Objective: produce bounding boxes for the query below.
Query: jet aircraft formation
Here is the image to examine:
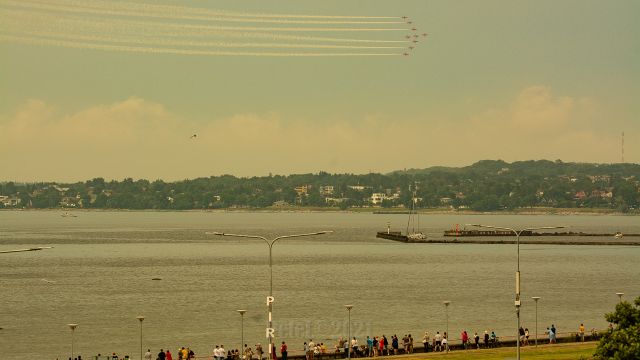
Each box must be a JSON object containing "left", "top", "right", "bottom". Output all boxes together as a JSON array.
[{"left": 0, "top": 0, "right": 427, "bottom": 57}]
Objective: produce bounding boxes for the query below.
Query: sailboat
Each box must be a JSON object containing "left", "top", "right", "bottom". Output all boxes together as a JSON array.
[
  {"left": 406, "top": 185, "right": 427, "bottom": 240},
  {"left": 376, "top": 183, "right": 427, "bottom": 242}
]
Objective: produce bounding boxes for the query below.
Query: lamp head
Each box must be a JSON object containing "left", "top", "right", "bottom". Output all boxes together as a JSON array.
[
  {"left": 68, "top": 323, "right": 78, "bottom": 330},
  {"left": 136, "top": 316, "right": 145, "bottom": 322},
  {"left": 237, "top": 309, "right": 247, "bottom": 315},
  {"left": 344, "top": 305, "right": 353, "bottom": 310}
]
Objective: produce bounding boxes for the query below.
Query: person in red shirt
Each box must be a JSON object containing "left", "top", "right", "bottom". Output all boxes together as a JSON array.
[
  {"left": 280, "top": 342, "right": 287, "bottom": 360},
  {"left": 461, "top": 330, "right": 469, "bottom": 349}
]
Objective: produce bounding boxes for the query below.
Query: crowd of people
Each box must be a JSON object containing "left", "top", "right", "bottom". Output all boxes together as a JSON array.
[{"left": 85, "top": 321, "right": 607, "bottom": 360}]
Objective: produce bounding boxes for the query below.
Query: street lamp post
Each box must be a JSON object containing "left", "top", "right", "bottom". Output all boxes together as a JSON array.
[
  {"left": 207, "top": 231, "right": 332, "bottom": 360},
  {"left": 616, "top": 292, "right": 624, "bottom": 303},
  {"left": 136, "top": 316, "right": 145, "bottom": 360},
  {"left": 345, "top": 305, "right": 353, "bottom": 360},
  {"left": 466, "top": 224, "right": 564, "bottom": 360},
  {"left": 237, "top": 310, "right": 247, "bottom": 351},
  {"left": 68, "top": 323, "right": 78, "bottom": 360},
  {"left": 443, "top": 301, "right": 450, "bottom": 352},
  {"left": 532, "top": 297, "right": 540, "bottom": 348}
]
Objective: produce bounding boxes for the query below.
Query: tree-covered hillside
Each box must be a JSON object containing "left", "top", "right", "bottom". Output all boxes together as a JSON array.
[{"left": 1, "top": 160, "right": 639, "bottom": 211}]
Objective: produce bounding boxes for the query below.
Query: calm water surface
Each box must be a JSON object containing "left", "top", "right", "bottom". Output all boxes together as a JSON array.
[{"left": 0, "top": 211, "right": 638, "bottom": 359}]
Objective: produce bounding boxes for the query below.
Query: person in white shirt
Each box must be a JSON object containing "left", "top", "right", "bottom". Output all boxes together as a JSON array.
[
  {"left": 434, "top": 332, "right": 442, "bottom": 352},
  {"left": 351, "top": 337, "right": 358, "bottom": 357},
  {"left": 144, "top": 350, "right": 152, "bottom": 360},
  {"left": 308, "top": 340, "right": 315, "bottom": 360}
]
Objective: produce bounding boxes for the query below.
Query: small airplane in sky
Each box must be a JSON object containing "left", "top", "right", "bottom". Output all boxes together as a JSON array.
[{"left": 190, "top": 134, "right": 197, "bottom": 139}]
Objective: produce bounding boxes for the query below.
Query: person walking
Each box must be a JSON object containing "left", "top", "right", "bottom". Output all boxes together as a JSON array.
[
  {"left": 474, "top": 332, "right": 480, "bottom": 349},
  {"left": 166, "top": 350, "right": 173, "bottom": 360},
  {"left": 373, "top": 337, "right": 379, "bottom": 357},
  {"left": 483, "top": 331, "right": 489, "bottom": 349},
  {"left": 382, "top": 335, "right": 389, "bottom": 356},
  {"left": 579, "top": 323, "right": 585, "bottom": 342},
  {"left": 422, "top": 332, "right": 430, "bottom": 353},
  {"left": 391, "top": 335, "right": 398, "bottom": 355},
  {"left": 461, "top": 330, "right": 468, "bottom": 350},
  {"left": 144, "top": 350, "right": 152, "bottom": 360}
]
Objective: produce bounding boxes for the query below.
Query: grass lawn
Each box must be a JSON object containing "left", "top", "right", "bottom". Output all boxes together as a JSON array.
[{"left": 377, "top": 342, "right": 597, "bottom": 360}]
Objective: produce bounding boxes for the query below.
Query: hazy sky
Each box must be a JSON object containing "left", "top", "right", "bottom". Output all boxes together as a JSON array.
[{"left": 1, "top": 0, "right": 638, "bottom": 182}]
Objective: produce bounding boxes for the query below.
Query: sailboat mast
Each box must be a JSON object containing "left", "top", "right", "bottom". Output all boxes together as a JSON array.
[{"left": 406, "top": 183, "right": 412, "bottom": 235}]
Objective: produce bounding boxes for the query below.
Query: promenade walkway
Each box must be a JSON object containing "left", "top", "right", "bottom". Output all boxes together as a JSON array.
[{"left": 116, "top": 332, "right": 598, "bottom": 360}]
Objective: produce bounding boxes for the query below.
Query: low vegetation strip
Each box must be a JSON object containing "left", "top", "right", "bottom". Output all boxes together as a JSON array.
[{"left": 394, "top": 342, "right": 597, "bottom": 360}]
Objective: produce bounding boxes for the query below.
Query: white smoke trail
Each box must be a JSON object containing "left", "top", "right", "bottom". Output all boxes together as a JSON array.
[
  {"left": 2, "top": 8, "right": 413, "bottom": 44},
  {"left": 1, "top": 26, "right": 406, "bottom": 50},
  {"left": 3, "top": 0, "right": 406, "bottom": 26},
  {"left": 0, "top": 34, "right": 402, "bottom": 57},
  {"left": 24, "top": 0, "right": 401, "bottom": 20}
]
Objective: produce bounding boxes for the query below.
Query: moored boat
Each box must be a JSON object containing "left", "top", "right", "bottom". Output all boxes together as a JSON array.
[{"left": 376, "top": 182, "right": 427, "bottom": 242}]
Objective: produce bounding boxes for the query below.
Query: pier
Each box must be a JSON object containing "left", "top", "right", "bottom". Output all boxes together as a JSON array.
[{"left": 392, "top": 238, "right": 640, "bottom": 246}]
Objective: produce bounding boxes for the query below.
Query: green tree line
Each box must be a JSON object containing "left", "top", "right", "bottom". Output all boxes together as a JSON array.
[{"left": 1, "top": 160, "right": 639, "bottom": 211}]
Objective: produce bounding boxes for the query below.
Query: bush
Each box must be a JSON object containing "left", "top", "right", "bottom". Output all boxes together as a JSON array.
[{"left": 594, "top": 296, "right": 640, "bottom": 359}]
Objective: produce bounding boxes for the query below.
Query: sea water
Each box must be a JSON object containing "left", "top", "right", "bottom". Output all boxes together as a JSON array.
[{"left": 0, "top": 211, "right": 638, "bottom": 359}]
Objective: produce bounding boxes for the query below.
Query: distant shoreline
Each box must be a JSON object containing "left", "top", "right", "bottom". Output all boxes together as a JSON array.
[{"left": 1, "top": 207, "right": 638, "bottom": 216}]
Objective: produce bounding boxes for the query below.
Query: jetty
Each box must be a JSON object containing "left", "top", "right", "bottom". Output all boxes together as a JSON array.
[
  {"left": 401, "top": 238, "right": 640, "bottom": 246},
  {"left": 443, "top": 226, "right": 639, "bottom": 238}
]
